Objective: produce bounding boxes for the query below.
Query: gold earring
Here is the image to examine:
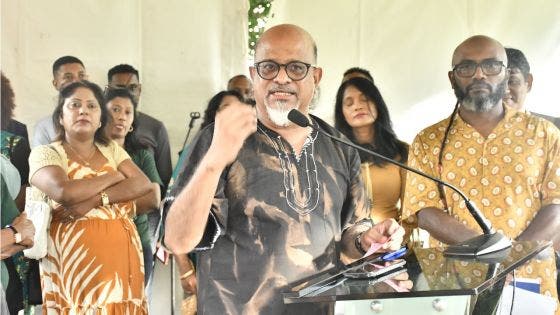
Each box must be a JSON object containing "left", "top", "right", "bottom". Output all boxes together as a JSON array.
[{"left": 129, "top": 126, "right": 134, "bottom": 132}]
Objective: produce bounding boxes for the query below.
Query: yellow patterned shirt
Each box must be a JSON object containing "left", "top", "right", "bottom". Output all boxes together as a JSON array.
[{"left": 402, "top": 106, "right": 560, "bottom": 300}]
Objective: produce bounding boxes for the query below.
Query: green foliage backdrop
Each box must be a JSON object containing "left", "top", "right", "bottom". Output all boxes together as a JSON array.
[{"left": 248, "top": 0, "right": 273, "bottom": 56}]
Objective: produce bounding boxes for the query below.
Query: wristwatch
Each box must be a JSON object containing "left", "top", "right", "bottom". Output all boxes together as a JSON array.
[
  {"left": 355, "top": 232, "right": 367, "bottom": 255},
  {"left": 5, "top": 225, "right": 22, "bottom": 244},
  {"left": 101, "top": 191, "right": 110, "bottom": 206}
]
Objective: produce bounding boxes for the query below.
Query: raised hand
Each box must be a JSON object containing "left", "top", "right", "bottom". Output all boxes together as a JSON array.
[{"left": 207, "top": 100, "right": 257, "bottom": 169}]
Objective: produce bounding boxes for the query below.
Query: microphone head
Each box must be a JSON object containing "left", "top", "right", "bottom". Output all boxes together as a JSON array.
[{"left": 288, "top": 109, "right": 310, "bottom": 127}]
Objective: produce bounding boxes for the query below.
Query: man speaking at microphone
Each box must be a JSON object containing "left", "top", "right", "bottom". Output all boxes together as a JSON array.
[
  {"left": 164, "top": 24, "right": 404, "bottom": 314},
  {"left": 402, "top": 35, "right": 560, "bottom": 306}
]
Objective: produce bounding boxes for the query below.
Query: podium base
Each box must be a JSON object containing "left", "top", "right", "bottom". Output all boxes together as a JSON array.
[{"left": 444, "top": 233, "right": 512, "bottom": 258}]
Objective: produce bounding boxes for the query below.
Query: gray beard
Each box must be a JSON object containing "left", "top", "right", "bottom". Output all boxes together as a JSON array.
[
  {"left": 264, "top": 100, "right": 296, "bottom": 127},
  {"left": 454, "top": 78, "right": 507, "bottom": 112},
  {"left": 461, "top": 96, "right": 495, "bottom": 112}
]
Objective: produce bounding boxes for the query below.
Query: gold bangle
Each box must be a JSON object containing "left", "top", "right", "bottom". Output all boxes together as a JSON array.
[{"left": 179, "top": 269, "right": 194, "bottom": 280}]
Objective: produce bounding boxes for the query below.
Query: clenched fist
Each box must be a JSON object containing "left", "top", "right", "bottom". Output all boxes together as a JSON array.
[{"left": 206, "top": 100, "right": 257, "bottom": 168}]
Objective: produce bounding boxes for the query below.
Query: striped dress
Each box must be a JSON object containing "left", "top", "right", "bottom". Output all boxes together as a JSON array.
[{"left": 29, "top": 141, "right": 147, "bottom": 314}]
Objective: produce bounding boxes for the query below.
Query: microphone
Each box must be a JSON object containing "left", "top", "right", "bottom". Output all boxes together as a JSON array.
[
  {"left": 288, "top": 109, "right": 511, "bottom": 258},
  {"left": 188, "top": 111, "right": 201, "bottom": 129},
  {"left": 180, "top": 112, "right": 202, "bottom": 156}
]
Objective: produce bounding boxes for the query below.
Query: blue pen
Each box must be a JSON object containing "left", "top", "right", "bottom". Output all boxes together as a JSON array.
[{"left": 381, "top": 247, "right": 407, "bottom": 261}]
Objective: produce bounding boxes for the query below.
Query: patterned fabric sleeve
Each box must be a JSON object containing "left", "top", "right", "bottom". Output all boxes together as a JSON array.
[
  {"left": 402, "top": 132, "right": 446, "bottom": 226},
  {"left": 162, "top": 125, "right": 229, "bottom": 251},
  {"left": 312, "top": 116, "right": 371, "bottom": 230},
  {"left": 134, "top": 149, "right": 163, "bottom": 186},
  {"left": 28, "top": 144, "right": 65, "bottom": 182},
  {"left": 326, "top": 124, "right": 372, "bottom": 258},
  {"left": 541, "top": 123, "right": 560, "bottom": 205},
  {"left": 343, "top": 146, "right": 370, "bottom": 228}
]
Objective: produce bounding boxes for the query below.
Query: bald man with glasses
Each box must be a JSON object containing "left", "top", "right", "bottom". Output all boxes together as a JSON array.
[
  {"left": 402, "top": 35, "right": 560, "bottom": 311},
  {"left": 164, "top": 24, "right": 405, "bottom": 315}
]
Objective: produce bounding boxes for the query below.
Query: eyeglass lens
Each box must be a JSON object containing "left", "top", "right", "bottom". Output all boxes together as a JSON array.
[
  {"left": 256, "top": 61, "right": 311, "bottom": 81},
  {"left": 454, "top": 60, "right": 503, "bottom": 77}
]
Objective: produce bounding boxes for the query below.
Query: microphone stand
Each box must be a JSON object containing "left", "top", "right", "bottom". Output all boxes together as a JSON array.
[
  {"left": 170, "top": 111, "right": 200, "bottom": 314},
  {"left": 179, "top": 112, "right": 201, "bottom": 156},
  {"left": 287, "top": 109, "right": 511, "bottom": 258}
]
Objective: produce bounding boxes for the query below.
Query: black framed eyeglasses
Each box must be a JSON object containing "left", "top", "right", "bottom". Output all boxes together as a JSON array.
[
  {"left": 453, "top": 59, "right": 505, "bottom": 77},
  {"left": 254, "top": 60, "right": 315, "bottom": 81}
]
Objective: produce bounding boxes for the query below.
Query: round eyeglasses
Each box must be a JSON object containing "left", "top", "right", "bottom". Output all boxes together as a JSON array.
[
  {"left": 254, "top": 60, "right": 315, "bottom": 81},
  {"left": 453, "top": 60, "right": 505, "bottom": 78}
]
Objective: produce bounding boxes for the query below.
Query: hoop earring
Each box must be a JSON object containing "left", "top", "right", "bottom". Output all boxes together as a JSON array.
[{"left": 129, "top": 126, "right": 134, "bottom": 132}]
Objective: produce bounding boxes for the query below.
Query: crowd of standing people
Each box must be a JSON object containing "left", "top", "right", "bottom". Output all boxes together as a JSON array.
[{"left": 1, "top": 22, "right": 559, "bottom": 315}]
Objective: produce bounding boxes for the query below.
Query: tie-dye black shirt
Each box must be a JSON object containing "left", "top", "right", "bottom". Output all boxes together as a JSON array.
[{"left": 167, "top": 115, "right": 370, "bottom": 314}]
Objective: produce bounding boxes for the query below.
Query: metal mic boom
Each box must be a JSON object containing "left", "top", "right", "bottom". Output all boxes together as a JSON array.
[{"left": 287, "top": 109, "right": 511, "bottom": 257}]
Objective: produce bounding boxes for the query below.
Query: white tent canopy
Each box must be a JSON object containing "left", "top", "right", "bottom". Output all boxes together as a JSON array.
[{"left": 2, "top": 0, "right": 559, "bottom": 164}]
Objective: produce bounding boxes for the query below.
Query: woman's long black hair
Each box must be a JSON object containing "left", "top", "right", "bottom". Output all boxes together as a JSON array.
[
  {"left": 200, "top": 90, "right": 244, "bottom": 129},
  {"left": 334, "top": 77, "right": 408, "bottom": 165}
]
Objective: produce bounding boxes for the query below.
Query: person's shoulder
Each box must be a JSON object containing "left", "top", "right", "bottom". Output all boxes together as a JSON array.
[
  {"left": 529, "top": 111, "right": 560, "bottom": 129},
  {"left": 7, "top": 119, "right": 27, "bottom": 136},
  {"left": 98, "top": 140, "right": 131, "bottom": 163},
  {"left": 506, "top": 111, "right": 560, "bottom": 148},
  {"left": 530, "top": 111, "right": 554, "bottom": 120},
  {"left": 137, "top": 111, "right": 163, "bottom": 126},
  {"left": 34, "top": 115, "right": 52, "bottom": 127},
  {"left": 520, "top": 111, "right": 559, "bottom": 134},
  {"left": 9, "top": 119, "right": 26, "bottom": 128},
  {"left": 102, "top": 139, "right": 125, "bottom": 151},
  {"left": 136, "top": 147, "right": 152, "bottom": 154},
  {"left": 134, "top": 147, "right": 154, "bottom": 160},
  {"left": 414, "top": 117, "right": 450, "bottom": 140},
  {"left": 97, "top": 139, "right": 120, "bottom": 155},
  {"left": 31, "top": 141, "right": 61, "bottom": 153},
  {"left": 29, "top": 141, "right": 64, "bottom": 164}
]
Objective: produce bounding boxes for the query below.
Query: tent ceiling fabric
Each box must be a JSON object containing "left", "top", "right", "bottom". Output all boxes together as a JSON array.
[
  {"left": 1, "top": 0, "right": 249, "bottom": 163},
  {"left": 269, "top": 0, "right": 560, "bottom": 141},
  {"left": 1, "top": 0, "right": 558, "bottom": 163}
]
